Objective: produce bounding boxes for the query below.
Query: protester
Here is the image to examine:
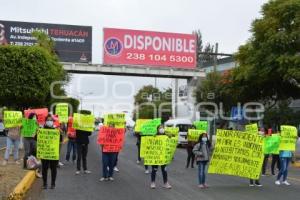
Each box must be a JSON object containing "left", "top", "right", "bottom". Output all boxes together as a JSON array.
[
  {"left": 135, "top": 130, "right": 149, "bottom": 174},
  {"left": 57, "top": 122, "right": 66, "bottom": 167},
  {"left": 99, "top": 123, "right": 120, "bottom": 181},
  {"left": 275, "top": 150, "right": 293, "bottom": 186},
  {"left": 193, "top": 133, "right": 211, "bottom": 189},
  {"left": 75, "top": 121, "right": 92, "bottom": 175},
  {"left": 65, "top": 117, "right": 77, "bottom": 164},
  {"left": 186, "top": 125, "right": 196, "bottom": 168},
  {"left": 2, "top": 125, "right": 21, "bottom": 165},
  {"left": 40, "top": 114, "right": 61, "bottom": 189},
  {"left": 150, "top": 125, "right": 172, "bottom": 189},
  {"left": 22, "top": 113, "right": 38, "bottom": 168}
]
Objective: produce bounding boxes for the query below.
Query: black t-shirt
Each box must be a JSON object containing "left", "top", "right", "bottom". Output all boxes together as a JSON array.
[{"left": 75, "top": 130, "right": 92, "bottom": 144}]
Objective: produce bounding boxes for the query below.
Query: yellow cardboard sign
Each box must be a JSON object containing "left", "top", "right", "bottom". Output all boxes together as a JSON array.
[
  {"left": 279, "top": 125, "right": 298, "bottom": 151},
  {"left": 165, "top": 127, "right": 179, "bottom": 137},
  {"left": 104, "top": 113, "right": 126, "bottom": 128},
  {"left": 140, "top": 136, "right": 167, "bottom": 165},
  {"left": 245, "top": 123, "right": 258, "bottom": 134},
  {"left": 73, "top": 113, "right": 95, "bottom": 132},
  {"left": 37, "top": 129, "right": 60, "bottom": 160},
  {"left": 134, "top": 119, "right": 150, "bottom": 132},
  {"left": 55, "top": 103, "right": 69, "bottom": 123},
  {"left": 187, "top": 129, "right": 204, "bottom": 142},
  {"left": 208, "top": 129, "right": 264, "bottom": 180},
  {"left": 4, "top": 111, "right": 22, "bottom": 128}
]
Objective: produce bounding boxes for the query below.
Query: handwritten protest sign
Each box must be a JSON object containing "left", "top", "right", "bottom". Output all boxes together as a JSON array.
[
  {"left": 4, "top": 111, "right": 22, "bottom": 128},
  {"left": 134, "top": 119, "right": 150, "bottom": 132},
  {"left": 140, "top": 135, "right": 177, "bottom": 165},
  {"left": 188, "top": 129, "right": 204, "bottom": 142},
  {"left": 37, "top": 129, "right": 60, "bottom": 160},
  {"left": 24, "top": 108, "right": 48, "bottom": 126},
  {"left": 264, "top": 134, "right": 281, "bottom": 154},
  {"left": 193, "top": 121, "right": 208, "bottom": 131},
  {"left": 279, "top": 125, "right": 298, "bottom": 151},
  {"left": 165, "top": 127, "right": 179, "bottom": 137},
  {"left": 55, "top": 103, "right": 69, "bottom": 123},
  {"left": 104, "top": 113, "right": 126, "bottom": 128},
  {"left": 140, "top": 118, "right": 161, "bottom": 135},
  {"left": 73, "top": 113, "right": 95, "bottom": 132},
  {"left": 21, "top": 118, "right": 38, "bottom": 137},
  {"left": 67, "top": 117, "right": 76, "bottom": 138},
  {"left": 208, "top": 129, "right": 264, "bottom": 179},
  {"left": 98, "top": 126, "right": 125, "bottom": 153},
  {"left": 245, "top": 123, "right": 258, "bottom": 133}
]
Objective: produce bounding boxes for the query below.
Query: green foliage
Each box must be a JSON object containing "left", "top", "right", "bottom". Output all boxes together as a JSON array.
[
  {"left": 232, "top": 0, "right": 300, "bottom": 104},
  {"left": 133, "top": 85, "right": 172, "bottom": 123},
  {"left": 0, "top": 45, "right": 66, "bottom": 109},
  {"left": 193, "top": 30, "right": 215, "bottom": 66}
]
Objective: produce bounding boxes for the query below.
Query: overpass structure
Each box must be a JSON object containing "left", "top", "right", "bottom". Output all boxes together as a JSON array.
[{"left": 62, "top": 62, "right": 206, "bottom": 119}]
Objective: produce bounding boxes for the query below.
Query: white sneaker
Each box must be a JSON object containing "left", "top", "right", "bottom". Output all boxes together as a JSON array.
[
  {"left": 75, "top": 171, "right": 80, "bottom": 175},
  {"left": 145, "top": 170, "right": 150, "bottom": 174},
  {"left": 108, "top": 177, "right": 114, "bottom": 181},
  {"left": 136, "top": 160, "right": 140, "bottom": 164},
  {"left": 150, "top": 182, "right": 156, "bottom": 189},
  {"left": 2, "top": 160, "right": 7, "bottom": 166},
  {"left": 114, "top": 167, "right": 119, "bottom": 172},
  {"left": 15, "top": 160, "right": 21, "bottom": 165},
  {"left": 282, "top": 181, "right": 291, "bottom": 186},
  {"left": 275, "top": 180, "right": 281, "bottom": 185},
  {"left": 163, "top": 182, "right": 172, "bottom": 189},
  {"left": 84, "top": 170, "right": 91, "bottom": 174},
  {"left": 99, "top": 177, "right": 108, "bottom": 182}
]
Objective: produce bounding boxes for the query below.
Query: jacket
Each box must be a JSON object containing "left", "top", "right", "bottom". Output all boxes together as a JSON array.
[
  {"left": 193, "top": 142, "right": 210, "bottom": 162},
  {"left": 76, "top": 130, "right": 92, "bottom": 144}
]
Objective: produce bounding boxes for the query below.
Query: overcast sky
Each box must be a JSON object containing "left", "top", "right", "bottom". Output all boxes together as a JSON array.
[{"left": 1, "top": 0, "right": 268, "bottom": 116}]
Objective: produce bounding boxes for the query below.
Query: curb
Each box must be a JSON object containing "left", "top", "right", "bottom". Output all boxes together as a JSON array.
[{"left": 7, "top": 171, "right": 36, "bottom": 200}]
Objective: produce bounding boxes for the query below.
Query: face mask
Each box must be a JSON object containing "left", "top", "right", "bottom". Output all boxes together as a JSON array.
[
  {"left": 46, "top": 121, "right": 54, "bottom": 127},
  {"left": 33, "top": 117, "right": 37, "bottom": 121},
  {"left": 202, "top": 137, "right": 208, "bottom": 142},
  {"left": 159, "top": 128, "right": 165, "bottom": 134}
]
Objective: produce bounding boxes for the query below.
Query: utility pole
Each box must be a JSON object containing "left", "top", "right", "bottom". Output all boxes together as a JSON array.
[{"left": 213, "top": 42, "right": 219, "bottom": 72}]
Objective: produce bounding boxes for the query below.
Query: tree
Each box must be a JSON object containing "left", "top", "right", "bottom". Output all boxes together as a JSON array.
[
  {"left": 133, "top": 85, "right": 172, "bottom": 123},
  {"left": 230, "top": 0, "right": 300, "bottom": 107},
  {"left": 193, "top": 30, "right": 215, "bottom": 67}
]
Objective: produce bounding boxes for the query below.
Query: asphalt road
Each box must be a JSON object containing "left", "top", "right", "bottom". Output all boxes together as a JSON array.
[{"left": 26, "top": 132, "right": 300, "bottom": 200}]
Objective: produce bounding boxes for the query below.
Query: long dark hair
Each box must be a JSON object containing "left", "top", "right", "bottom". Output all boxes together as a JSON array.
[
  {"left": 28, "top": 112, "right": 37, "bottom": 119},
  {"left": 197, "top": 133, "right": 211, "bottom": 148}
]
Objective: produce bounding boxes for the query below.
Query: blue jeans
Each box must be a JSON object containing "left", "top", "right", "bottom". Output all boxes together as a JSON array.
[
  {"left": 277, "top": 157, "right": 291, "bottom": 181},
  {"left": 4, "top": 137, "right": 20, "bottom": 160},
  {"left": 66, "top": 140, "right": 77, "bottom": 161},
  {"left": 102, "top": 152, "right": 118, "bottom": 178},
  {"left": 198, "top": 161, "right": 208, "bottom": 185}
]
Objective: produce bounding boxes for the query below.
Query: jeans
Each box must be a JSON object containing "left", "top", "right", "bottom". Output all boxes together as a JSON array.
[
  {"left": 198, "top": 161, "right": 208, "bottom": 185},
  {"left": 77, "top": 144, "right": 88, "bottom": 171},
  {"left": 277, "top": 157, "right": 291, "bottom": 181},
  {"left": 23, "top": 137, "right": 36, "bottom": 168},
  {"left": 186, "top": 146, "right": 195, "bottom": 168},
  {"left": 4, "top": 137, "right": 20, "bottom": 161},
  {"left": 66, "top": 140, "right": 77, "bottom": 161},
  {"left": 102, "top": 152, "right": 118, "bottom": 178},
  {"left": 41, "top": 159, "right": 58, "bottom": 186},
  {"left": 151, "top": 165, "right": 168, "bottom": 183},
  {"left": 271, "top": 154, "right": 280, "bottom": 174}
]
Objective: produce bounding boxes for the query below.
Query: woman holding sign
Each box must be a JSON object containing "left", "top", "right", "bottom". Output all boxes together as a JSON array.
[
  {"left": 193, "top": 133, "right": 211, "bottom": 189},
  {"left": 150, "top": 125, "right": 172, "bottom": 189}
]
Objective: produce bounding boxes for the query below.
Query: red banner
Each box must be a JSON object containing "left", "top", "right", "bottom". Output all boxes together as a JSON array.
[
  {"left": 98, "top": 126, "right": 125, "bottom": 152},
  {"left": 103, "top": 28, "right": 197, "bottom": 69},
  {"left": 24, "top": 108, "right": 48, "bottom": 126}
]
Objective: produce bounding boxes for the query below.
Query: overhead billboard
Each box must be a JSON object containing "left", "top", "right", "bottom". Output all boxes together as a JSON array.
[
  {"left": 0, "top": 20, "right": 92, "bottom": 63},
  {"left": 103, "top": 28, "right": 197, "bottom": 69}
]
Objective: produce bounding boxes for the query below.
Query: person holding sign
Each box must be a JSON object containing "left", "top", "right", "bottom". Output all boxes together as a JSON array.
[
  {"left": 2, "top": 126, "right": 21, "bottom": 165},
  {"left": 150, "top": 125, "right": 172, "bottom": 189},
  {"left": 39, "top": 114, "right": 61, "bottom": 189},
  {"left": 193, "top": 133, "right": 211, "bottom": 189},
  {"left": 186, "top": 125, "right": 197, "bottom": 168},
  {"left": 22, "top": 113, "right": 39, "bottom": 169},
  {"left": 65, "top": 117, "right": 77, "bottom": 163},
  {"left": 275, "top": 125, "right": 298, "bottom": 186}
]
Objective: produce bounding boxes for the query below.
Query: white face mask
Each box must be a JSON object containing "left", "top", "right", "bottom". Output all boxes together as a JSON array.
[
  {"left": 202, "top": 137, "right": 208, "bottom": 142},
  {"left": 46, "top": 120, "right": 54, "bottom": 127},
  {"left": 159, "top": 128, "right": 165, "bottom": 134}
]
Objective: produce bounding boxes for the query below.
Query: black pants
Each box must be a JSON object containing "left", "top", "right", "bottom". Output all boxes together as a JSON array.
[
  {"left": 77, "top": 143, "right": 88, "bottom": 171},
  {"left": 186, "top": 146, "right": 195, "bottom": 168},
  {"left": 151, "top": 165, "right": 168, "bottom": 183},
  {"left": 114, "top": 152, "right": 119, "bottom": 167},
  {"left": 262, "top": 154, "right": 269, "bottom": 174},
  {"left": 137, "top": 142, "right": 141, "bottom": 162},
  {"left": 41, "top": 160, "right": 58, "bottom": 186},
  {"left": 271, "top": 154, "right": 281, "bottom": 174}
]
